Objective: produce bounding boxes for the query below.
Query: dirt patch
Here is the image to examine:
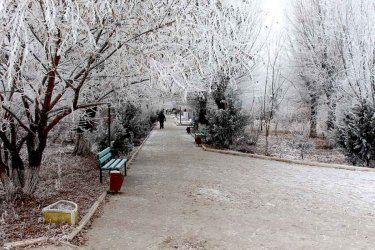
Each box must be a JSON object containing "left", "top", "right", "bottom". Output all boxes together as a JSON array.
[{"left": 0, "top": 144, "right": 107, "bottom": 247}]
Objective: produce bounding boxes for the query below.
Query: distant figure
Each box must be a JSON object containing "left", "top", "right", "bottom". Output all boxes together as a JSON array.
[{"left": 158, "top": 110, "right": 166, "bottom": 129}]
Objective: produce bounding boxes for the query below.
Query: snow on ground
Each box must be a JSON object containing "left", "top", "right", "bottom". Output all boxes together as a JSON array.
[{"left": 249, "top": 132, "right": 348, "bottom": 165}]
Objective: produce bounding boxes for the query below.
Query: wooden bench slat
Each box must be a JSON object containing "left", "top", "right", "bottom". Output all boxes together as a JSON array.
[
  {"left": 103, "top": 159, "right": 121, "bottom": 170},
  {"left": 98, "top": 152, "right": 112, "bottom": 165},
  {"left": 101, "top": 159, "right": 116, "bottom": 170},
  {"left": 97, "top": 147, "right": 111, "bottom": 159},
  {"left": 113, "top": 159, "right": 127, "bottom": 168},
  {"left": 104, "top": 159, "right": 127, "bottom": 170}
]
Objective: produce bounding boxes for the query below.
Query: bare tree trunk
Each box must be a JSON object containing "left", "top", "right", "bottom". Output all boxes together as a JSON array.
[
  {"left": 11, "top": 168, "right": 24, "bottom": 191},
  {"left": 10, "top": 152, "right": 25, "bottom": 190},
  {"left": 0, "top": 170, "right": 15, "bottom": 200},
  {"left": 23, "top": 166, "right": 40, "bottom": 195},
  {"left": 24, "top": 132, "right": 46, "bottom": 195},
  {"left": 274, "top": 121, "right": 278, "bottom": 136},
  {"left": 265, "top": 121, "right": 270, "bottom": 156},
  {"left": 310, "top": 94, "right": 318, "bottom": 138},
  {"left": 73, "top": 133, "right": 92, "bottom": 156}
]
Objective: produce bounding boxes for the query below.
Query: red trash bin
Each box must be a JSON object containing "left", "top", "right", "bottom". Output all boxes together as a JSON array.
[
  {"left": 195, "top": 135, "right": 202, "bottom": 145},
  {"left": 109, "top": 171, "right": 124, "bottom": 193}
]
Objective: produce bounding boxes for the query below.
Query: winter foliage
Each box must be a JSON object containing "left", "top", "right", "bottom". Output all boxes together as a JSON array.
[
  {"left": 0, "top": 0, "right": 263, "bottom": 198},
  {"left": 4, "top": 0, "right": 375, "bottom": 244},
  {"left": 206, "top": 89, "right": 249, "bottom": 149},
  {"left": 337, "top": 102, "right": 375, "bottom": 167},
  {"left": 1, "top": 0, "right": 375, "bottom": 202}
]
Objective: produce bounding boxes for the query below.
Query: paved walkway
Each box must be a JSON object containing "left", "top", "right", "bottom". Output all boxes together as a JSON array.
[
  {"left": 80, "top": 117, "right": 375, "bottom": 249},
  {"left": 32, "top": 117, "right": 375, "bottom": 249}
]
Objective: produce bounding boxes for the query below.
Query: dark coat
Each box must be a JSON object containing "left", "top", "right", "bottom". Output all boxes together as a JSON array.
[{"left": 158, "top": 113, "right": 166, "bottom": 122}]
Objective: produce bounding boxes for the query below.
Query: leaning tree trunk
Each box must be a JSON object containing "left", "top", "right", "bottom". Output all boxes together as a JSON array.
[
  {"left": 309, "top": 94, "right": 318, "bottom": 138},
  {"left": 73, "top": 133, "right": 92, "bottom": 156}
]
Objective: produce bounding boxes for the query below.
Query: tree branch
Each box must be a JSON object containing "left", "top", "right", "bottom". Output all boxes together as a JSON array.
[
  {"left": 1, "top": 105, "right": 35, "bottom": 135},
  {"left": 89, "top": 20, "right": 176, "bottom": 71},
  {"left": 46, "top": 102, "right": 109, "bottom": 132}
]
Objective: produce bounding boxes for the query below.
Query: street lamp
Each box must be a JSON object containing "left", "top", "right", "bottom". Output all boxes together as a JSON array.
[{"left": 107, "top": 103, "right": 111, "bottom": 146}]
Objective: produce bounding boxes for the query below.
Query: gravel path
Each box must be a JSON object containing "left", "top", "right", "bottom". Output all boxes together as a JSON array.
[{"left": 84, "top": 117, "right": 375, "bottom": 249}]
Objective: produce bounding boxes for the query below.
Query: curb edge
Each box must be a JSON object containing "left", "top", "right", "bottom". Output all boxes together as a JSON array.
[{"left": 201, "top": 145, "right": 375, "bottom": 173}]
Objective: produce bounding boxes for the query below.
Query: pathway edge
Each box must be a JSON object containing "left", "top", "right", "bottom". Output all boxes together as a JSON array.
[{"left": 201, "top": 145, "right": 375, "bottom": 172}]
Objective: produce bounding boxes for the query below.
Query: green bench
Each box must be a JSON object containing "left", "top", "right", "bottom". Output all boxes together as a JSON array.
[
  {"left": 97, "top": 147, "right": 127, "bottom": 183},
  {"left": 194, "top": 128, "right": 208, "bottom": 144}
]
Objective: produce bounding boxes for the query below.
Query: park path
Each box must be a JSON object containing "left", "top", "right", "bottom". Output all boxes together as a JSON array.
[{"left": 80, "top": 116, "right": 375, "bottom": 249}]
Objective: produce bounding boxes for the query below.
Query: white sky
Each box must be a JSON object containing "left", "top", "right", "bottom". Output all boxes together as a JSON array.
[
  {"left": 261, "top": 0, "right": 287, "bottom": 32},
  {"left": 240, "top": 0, "right": 290, "bottom": 105}
]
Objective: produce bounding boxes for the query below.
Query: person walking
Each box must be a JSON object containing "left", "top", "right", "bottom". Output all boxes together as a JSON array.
[{"left": 158, "top": 110, "right": 166, "bottom": 129}]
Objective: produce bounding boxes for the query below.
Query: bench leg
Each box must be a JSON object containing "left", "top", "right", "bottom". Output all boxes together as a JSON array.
[{"left": 100, "top": 169, "right": 103, "bottom": 184}]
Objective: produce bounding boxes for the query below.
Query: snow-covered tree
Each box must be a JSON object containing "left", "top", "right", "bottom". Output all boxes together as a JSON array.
[
  {"left": 0, "top": 0, "right": 263, "bottom": 198},
  {"left": 288, "top": 0, "right": 341, "bottom": 137},
  {"left": 0, "top": 1, "right": 180, "bottom": 196},
  {"left": 260, "top": 43, "right": 287, "bottom": 155},
  {"left": 206, "top": 89, "right": 249, "bottom": 148},
  {"left": 180, "top": 1, "right": 263, "bottom": 97},
  {"left": 333, "top": 0, "right": 375, "bottom": 103}
]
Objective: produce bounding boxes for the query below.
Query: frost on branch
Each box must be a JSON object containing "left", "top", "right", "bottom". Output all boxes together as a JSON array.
[{"left": 1, "top": 0, "right": 246, "bottom": 198}]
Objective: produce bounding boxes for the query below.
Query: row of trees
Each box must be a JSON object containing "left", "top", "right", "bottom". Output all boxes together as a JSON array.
[
  {"left": 0, "top": 1, "right": 263, "bottom": 198},
  {"left": 288, "top": 0, "right": 375, "bottom": 166},
  {"left": 0, "top": 0, "right": 185, "bottom": 197},
  {"left": 192, "top": 0, "right": 375, "bottom": 167},
  {"left": 2, "top": 0, "right": 373, "bottom": 200}
]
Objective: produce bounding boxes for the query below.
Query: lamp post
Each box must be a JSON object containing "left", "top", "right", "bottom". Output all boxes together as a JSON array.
[{"left": 107, "top": 103, "right": 111, "bottom": 146}]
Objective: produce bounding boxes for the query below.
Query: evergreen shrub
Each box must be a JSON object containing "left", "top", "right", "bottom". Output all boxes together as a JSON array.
[
  {"left": 206, "top": 90, "right": 249, "bottom": 148},
  {"left": 337, "top": 101, "right": 375, "bottom": 167}
]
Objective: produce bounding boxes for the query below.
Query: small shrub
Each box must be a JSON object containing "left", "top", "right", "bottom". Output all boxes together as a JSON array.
[
  {"left": 206, "top": 90, "right": 250, "bottom": 148},
  {"left": 287, "top": 122, "right": 314, "bottom": 160},
  {"left": 337, "top": 101, "right": 375, "bottom": 167},
  {"left": 95, "top": 101, "right": 153, "bottom": 155},
  {"left": 149, "top": 112, "right": 158, "bottom": 125},
  {"left": 287, "top": 132, "right": 314, "bottom": 160},
  {"left": 230, "top": 134, "right": 255, "bottom": 153}
]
